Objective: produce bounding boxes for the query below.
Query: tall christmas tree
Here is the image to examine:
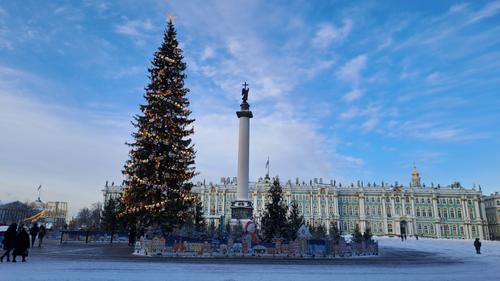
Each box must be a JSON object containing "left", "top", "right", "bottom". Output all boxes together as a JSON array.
[{"left": 121, "top": 19, "right": 196, "bottom": 233}]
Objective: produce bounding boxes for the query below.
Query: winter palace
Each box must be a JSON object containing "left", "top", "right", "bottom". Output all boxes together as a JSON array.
[
  {"left": 191, "top": 166, "right": 492, "bottom": 240},
  {"left": 103, "top": 167, "right": 499, "bottom": 240}
]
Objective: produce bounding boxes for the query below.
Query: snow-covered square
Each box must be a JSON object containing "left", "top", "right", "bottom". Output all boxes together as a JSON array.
[{"left": 1, "top": 238, "right": 499, "bottom": 281}]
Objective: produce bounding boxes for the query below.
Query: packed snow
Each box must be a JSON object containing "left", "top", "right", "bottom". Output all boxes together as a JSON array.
[{"left": 0, "top": 237, "right": 498, "bottom": 281}]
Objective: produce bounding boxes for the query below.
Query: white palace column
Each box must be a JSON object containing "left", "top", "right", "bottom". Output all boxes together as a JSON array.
[
  {"left": 432, "top": 195, "right": 441, "bottom": 238},
  {"left": 410, "top": 195, "right": 416, "bottom": 236},
  {"left": 460, "top": 197, "right": 468, "bottom": 239},
  {"left": 358, "top": 192, "right": 366, "bottom": 232},
  {"left": 382, "top": 196, "right": 388, "bottom": 234},
  {"left": 474, "top": 198, "right": 484, "bottom": 239},
  {"left": 333, "top": 191, "right": 340, "bottom": 228}
]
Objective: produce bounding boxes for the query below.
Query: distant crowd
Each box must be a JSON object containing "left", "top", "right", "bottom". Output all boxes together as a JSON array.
[{"left": 1, "top": 222, "right": 46, "bottom": 262}]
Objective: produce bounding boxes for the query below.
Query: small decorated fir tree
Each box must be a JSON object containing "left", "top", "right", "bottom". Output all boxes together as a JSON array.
[
  {"left": 352, "top": 224, "right": 364, "bottom": 243},
  {"left": 286, "top": 202, "right": 304, "bottom": 240},
  {"left": 261, "top": 177, "right": 288, "bottom": 241}
]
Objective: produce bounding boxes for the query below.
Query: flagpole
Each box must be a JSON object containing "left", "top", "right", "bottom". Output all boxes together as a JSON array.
[{"left": 37, "top": 184, "right": 42, "bottom": 201}]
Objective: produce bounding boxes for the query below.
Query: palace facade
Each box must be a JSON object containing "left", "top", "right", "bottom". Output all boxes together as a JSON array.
[
  {"left": 191, "top": 167, "right": 491, "bottom": 240},
  {"left": 102, "top": 167, "right": 495, "bottom": 240},
  {"left": 484, "top": 192, "right": 500, "bottom": 240}
]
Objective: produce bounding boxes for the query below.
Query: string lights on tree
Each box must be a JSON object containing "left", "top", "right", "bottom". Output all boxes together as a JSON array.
[{"left": 120, "top": 18, "right": 197, "bottom": 233}]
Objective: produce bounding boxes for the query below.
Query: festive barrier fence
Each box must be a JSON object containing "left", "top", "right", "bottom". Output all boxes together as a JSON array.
[
  {"left": 59, "top": 230, "right": 129, "bottom": 244},
  {"left": 134, "top": 235, "right": 378, "bottom": 258}
]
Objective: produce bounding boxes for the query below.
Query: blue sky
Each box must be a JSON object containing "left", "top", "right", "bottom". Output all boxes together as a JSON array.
[{"left": 1, "top": 0, "right": 499, "bottom": 213}]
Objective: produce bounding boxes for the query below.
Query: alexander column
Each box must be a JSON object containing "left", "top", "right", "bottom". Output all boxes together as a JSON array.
[{"left": 230, "top": 82, "right": 254, "bottom": 227}]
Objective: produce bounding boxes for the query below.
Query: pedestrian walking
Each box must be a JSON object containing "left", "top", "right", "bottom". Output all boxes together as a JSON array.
[
  {"left": 29, "top": 223, "right": 39, "bottom": 247},
  {"left": 128, "top": 228, "right": 136, "bottom": 247},
  {"left": 474, "top": 238, "right": 481, "bottom": 254},
  {"left": 12, "top": 225, "right": 30, "bottom": 262},
  {"left": 38, "top": 225, "right": 46, "bottom": 247},
  {"left": 415, "top": 234, "right": 418, "bottom": 240},
  {"left": 0, "top": 223, "right": 17, "bottom": 262}
]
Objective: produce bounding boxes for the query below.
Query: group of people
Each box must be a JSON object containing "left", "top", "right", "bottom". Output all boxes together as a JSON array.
[{"left": 0, "top": 222, "right": 46, "bottom": 263}]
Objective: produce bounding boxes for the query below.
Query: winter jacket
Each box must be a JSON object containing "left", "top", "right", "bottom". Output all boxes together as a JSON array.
[
  {"left": 2, "top": 226, "right": 17, "bottom": 250},
  {"left": 13, "top": 230, "right": 30, "bottom": 256},
  {"left": 38, "top": 226, "right": 46, "bottom": 238},
  {"left": 29, "top": 225, "right": 39, "bottom": 237},
  {"left": 474, "top": 240, "right": 481, "bottom": 249}
]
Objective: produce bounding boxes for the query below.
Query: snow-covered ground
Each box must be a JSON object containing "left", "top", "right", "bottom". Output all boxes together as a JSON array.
[{"left": 1, "top": 237, "right": 499, "bottom": 281}]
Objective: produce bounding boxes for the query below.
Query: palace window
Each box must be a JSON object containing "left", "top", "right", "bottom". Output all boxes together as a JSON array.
[
  {"left": 458, "top": 208, "right": 462, "bottom": 218},
  {"left": 406, "top": 207, "right": 411, "bottom": 215},
  {"left": 469, "top": 208, "right": 475, "bottom": 219},
  {"left": 396, "top": 197, "right": 400, "bottom": 203},
  {"left": 428, "top": 208, "right": 432, "bottom": 217},
  {"left": 388, "top": 223, "right": 393, "bottom": 233},
  {"left": 416, "top": 208, "right": 420, "bottom": 217},
  {"left": 406, "top": 197, "right": 410, "bottom": 203},
  {"left": 427, "top": 198, "right": 431, "bottom": 204},
  {"left": 443, "top": 208, "right": 448, "bottom": 218},
  {"left": 450, "top": 208, "right": 455, "bottom": 218}
]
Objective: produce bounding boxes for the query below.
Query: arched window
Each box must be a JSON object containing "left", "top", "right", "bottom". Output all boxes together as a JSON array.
[
  {"left": 458, "top": 208, "right": 462, "bottom": 218},
  {"left": 396, "top": 197, "right": 400, "bottom": 203},
  {"left": 406, "top": 207, "right": 411, "bottom": 215},
  {"left": 450, "top": 208, "right": 455, "bottom": 218},
  {"left": 443, "top": 208, "right": 448, "bottom": 218}
]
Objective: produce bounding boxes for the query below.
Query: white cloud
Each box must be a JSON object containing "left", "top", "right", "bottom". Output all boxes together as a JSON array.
[
  {"left": 201, "top": 46, "right": 215, "bottom": 61},
  {"left": 468, "top": 0, "right": 500, "bottom": 24},
  {"left": 115, "top": 18, "right": 154, "bottom": 39},
  {"left": 340, "top": 107, "right": 359, "bottom": 120},
  {"left": 312, "top": 19, "right": 353, "bottom": 49},
  {"left": 343, "top": 88, "right": 362, "bottom": 102},
  {"left": 0, "top": 66, "right": 129, "bottom": 214},
  {"left": 337, "top": 54, "right": 368, "bottom": 86},
  {"left": 193, "top": 109, "right": 360, "bottom": 183},
  {"left": 362, "top": 117, "right": 379, "bottom": 132}
]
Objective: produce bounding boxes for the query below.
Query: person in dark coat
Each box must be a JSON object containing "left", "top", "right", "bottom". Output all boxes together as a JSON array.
[
  {"left": 13, "top": 225, "right": 30, "bottom": 262},
  {"left": 128, "top": 228, "right": 136, "bottom": 247},
  {"left": 38, "top": 225, "right": 46, "bottom": 247},
  {"left": 0, "top": 223, "right": 17, "bottom": 262},
  {"left": 29, "top": 223, "right": 39, "bottom": 247},
  {"left": 474, "top": 238, "right": 481, "bottom": 254}
]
